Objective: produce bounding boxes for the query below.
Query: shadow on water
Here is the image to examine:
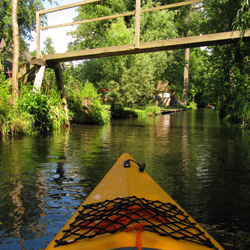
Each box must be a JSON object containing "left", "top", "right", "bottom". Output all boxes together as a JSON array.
[{"left": 0, "top": 109, "right": 250, "bottom": 249}]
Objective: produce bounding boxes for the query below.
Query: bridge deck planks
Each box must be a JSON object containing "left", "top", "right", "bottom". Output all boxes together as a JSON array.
[{"left": 32, "top": 30, "right": 250, "bottom": 65}]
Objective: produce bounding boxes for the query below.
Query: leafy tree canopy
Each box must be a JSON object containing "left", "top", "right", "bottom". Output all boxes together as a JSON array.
[
  {"left": 203, "top": 0, "right": 242, "bottom": 33},
  {"left": 0, "top": 0, "right": 51, "bottom": 61},
  {"left": 233, "top": 0, "right": 250, "bottom": 32},
  {"left": 67, "top": 0, "right": 182, "bottom": 107},
  {"left": 43, "top": 37, "right": 55, "bottom": 54}
]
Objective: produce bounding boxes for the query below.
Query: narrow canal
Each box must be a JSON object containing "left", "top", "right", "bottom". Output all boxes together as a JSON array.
[{"left": 0, "top": 109, "right": 250, "bottom": 250}]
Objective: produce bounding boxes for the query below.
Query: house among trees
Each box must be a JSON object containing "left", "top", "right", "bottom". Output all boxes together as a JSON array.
[{"left": 156, "top": 80, "right": 172, "bottom": 106}]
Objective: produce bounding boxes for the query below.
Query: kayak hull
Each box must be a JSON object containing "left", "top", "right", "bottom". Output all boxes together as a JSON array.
[{"left": 46, "top": 153, "right": 224, "bottom": 250}]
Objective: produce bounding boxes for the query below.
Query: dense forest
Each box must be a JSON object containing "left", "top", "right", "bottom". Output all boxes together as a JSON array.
[{"left": 0, "top": 0, "right": 250, "bottom": 135}]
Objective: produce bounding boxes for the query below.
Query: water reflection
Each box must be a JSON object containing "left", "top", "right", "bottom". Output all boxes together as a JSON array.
[{"left": 0, "top": 110, "right": 250, "bottom": 249}]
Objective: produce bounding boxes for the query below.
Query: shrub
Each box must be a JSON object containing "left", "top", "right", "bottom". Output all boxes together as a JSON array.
[
  {"left": 18, "top": 86, "right": 68, "bottom": 131},
  {"left": 0, "top": 62, "right": 68, "bottom": 134},
  {"left": 9, "top": 111, "right": 35, "bottom": 134},
  {"left": 65, "top": 81, "right": 110, "bottom": 125},
  {"left": 187, "top": 102, "right": 198, "bottom": 109},
  {"left": 144, "top": 106, "right": 161, "bottom": 116},
  {"left": 0, "top": 65, "right": 13, "bottom": 135}
]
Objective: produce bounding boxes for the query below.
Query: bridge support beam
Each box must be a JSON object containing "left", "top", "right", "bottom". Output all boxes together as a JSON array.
[
  {"left": 33, "top": 65, "right": 45, "bottom": 92},
  {"left": 47, "top": 61, "right": 65, "bottom": 99},
  {"left": 30, "top": 61, "right": 68, "bottom": 120},
  {"left": 47, "top": 62, "right": 68, "bottom": 118}
]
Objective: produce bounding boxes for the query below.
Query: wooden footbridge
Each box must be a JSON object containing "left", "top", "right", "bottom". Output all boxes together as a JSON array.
[{"left": 30, "top": 0, "right": 250, "bottom": 94}]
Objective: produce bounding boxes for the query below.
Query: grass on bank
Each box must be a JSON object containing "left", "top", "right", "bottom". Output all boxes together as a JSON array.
[
  {"left": 0, "top": 85, "right": 69, "bottom": 136},
  {"left": 104, "top": 104, "right": 162, "bottom": 118},
  {"left": 66, "top": 81, "right": 110, "bottom": 125}
]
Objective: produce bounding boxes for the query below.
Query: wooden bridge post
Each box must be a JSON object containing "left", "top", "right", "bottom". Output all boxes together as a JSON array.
[
  {"left": 31, "top": 61, "right": 68, "bottom": 118},
  {"left": 53, "top": 62, "right": 65, "bottom": 99},
  {"left": 33, "top": 65, "right": 45, "bottom": 91},
  {"left": 36, "top": 12, "right": 41, "bottom": 59},
  {"left": 52, "top": 62, "right": 68, "bottom": 117},
  {"left": 135, "top": 0, "right": 141, "bottom": 48}
]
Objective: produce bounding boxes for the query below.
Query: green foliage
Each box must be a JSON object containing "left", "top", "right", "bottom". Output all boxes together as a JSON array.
[
  {"left": 164, "top": 50, "right": 186, "bottom": 95},
  {"left": 187, "top": 102, "right": 197, "bottom": 110},
  {"left": 65, "top": 0, "right": 250, "bottom": 131},
  {"left": 19, "top": 88, "right": 51, "bottom": 130},
  {"left": 43, "top": 37, "right": 56, "bottom": 54},
  {"left": 240, "top": 103, "right": 250, "bottom": 129},
  {"left": 233, "top": 0, "right": 250, "bottom": 32},
  {"left": 68, "top": 1, "right": 180, "bottom": 110},
  {"left": 0, "top": 64, "right": 35, "bottom": 135},
  {"left": 1, "top": 62, "right": 69, "bottom": 136},
  {"left": 42, "top": 68, "right": 57, "bottom": 92},
  {"left": 18, "top": 86, "right": 68, "bottom": 131},
  {"left": 203, "top": 0, "right": 242, "bottom": 33},
  {"left": 140, "top": 2, "right": 177, "bottom": 42},
  {"left": 47, "top": 92, "right": 69, "bottom": 131},
  {"left": 196, "top": 42, "right": 250, "bottom": 128},
  {"left": 107, "top": 53, "right": 155, "bottom": 108},
  {"left": 111, "top": 106, "right": 161, "bottom": 118},
  {"left": 69, "top": 0, "right": 133, "bottom": 50},
  {"left": 143, "top": 106, "right": 161, "bottom": 116},
  {"left": 65, "top": 79, "right": 110, "bottom": 125},
  {"left": 188, "top": 48, "right": 211, "bottom": 106},
  {"left": 179, "top": 0, "right": 250, "bottom": 129},
  {"left": 82, "top": 82, "right": 110, "bottom": 125},
  {"left": 0, "top": 65, "right": 12, "bottom": 134},
  {"left": 0, "top": 65, "right": 12, "bottom": 117},
  {"left": 9, "top": 110, "right": 35, "bottom": 134},
  {"left": 104, "top": 17, "right": 134, "bottom": 46},
  {"left": 221, "top": 66, "right": 250, "bottom": 126},
  {"left": 0, "top": 0, "right": 48, "bottom": 61}
]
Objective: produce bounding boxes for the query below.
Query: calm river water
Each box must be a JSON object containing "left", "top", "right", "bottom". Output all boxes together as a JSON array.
[{"left": 0, "top": 109, "right": 250, "bottom": 250}]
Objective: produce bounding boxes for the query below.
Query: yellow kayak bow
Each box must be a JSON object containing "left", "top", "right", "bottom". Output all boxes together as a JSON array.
[{"left": 46, "top": 153, "right": 224, "bottom": 250}]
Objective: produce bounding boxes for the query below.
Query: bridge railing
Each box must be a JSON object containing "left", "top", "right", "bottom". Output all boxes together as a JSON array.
[{"left": 35, "top": 0, "right": 202, "bottom": 59}]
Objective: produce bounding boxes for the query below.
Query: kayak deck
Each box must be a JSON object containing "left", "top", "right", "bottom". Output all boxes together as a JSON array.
[{"left": 46, "top": 153, "right": 224, "bottom": 250}]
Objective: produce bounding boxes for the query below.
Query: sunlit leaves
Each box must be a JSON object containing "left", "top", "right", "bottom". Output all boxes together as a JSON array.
[
  {"left": 0, "top": 0, "right": 47, "bottom": 61},
  {"left": 43, "top": 37, "right": 56, "bottom": 54},
  {"left": 104, "top": 18, "right": 134, "bottom": 46},
  {"left": 233, "top": 0, "right": 250, "bottom": 32}
]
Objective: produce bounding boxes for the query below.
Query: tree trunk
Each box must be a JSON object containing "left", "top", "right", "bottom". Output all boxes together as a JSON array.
[
  {"left": 182, "top": 3, "right": 196, "bottom": 106},
  {"left": 183, "top": 47, "right": 190, "bottom": 106},
  {"left": 12, "top": 0, "right": 19, "bottom": 105}
]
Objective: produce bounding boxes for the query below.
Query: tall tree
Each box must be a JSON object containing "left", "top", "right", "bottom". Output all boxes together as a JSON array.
[
  {"left": 183, "top": 48, "right": 190, "bottom": 105},
  {"left": 0, "top": 0, "right": 51, "bottom": 104},
  {"left": 182, "top": 2, "right": 197, "bottom": 106},
  {"left": 67, "top": 0, "right": 179, "bottom": 107},
  {"left": 11, "top": 0, "right": 19, "bottom": 104},
  {"left": 188, "top": 48, "right": 211, "bottom": 106},
  {"left": 0, "top": 0, "right": 46, "bottom": 59},
  {"left": 43, "top": 37, "right": 56, "bottom": 54},
  {"left": 195, "top": 0, "right": 250, "bottom": 126}
]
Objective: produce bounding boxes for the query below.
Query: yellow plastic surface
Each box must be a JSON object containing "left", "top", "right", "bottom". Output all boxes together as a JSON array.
[{"left": 46, "top": 153, "right": 224, "bottom": 250}]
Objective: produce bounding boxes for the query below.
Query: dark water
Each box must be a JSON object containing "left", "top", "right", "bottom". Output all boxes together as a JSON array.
[{"left": 0, "top": 109, "right": 250, "bottom": 250}]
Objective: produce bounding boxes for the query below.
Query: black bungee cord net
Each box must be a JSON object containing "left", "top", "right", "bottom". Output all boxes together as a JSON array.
[{"left": 55, "top": 196, "right": 218, "bottom": 250}]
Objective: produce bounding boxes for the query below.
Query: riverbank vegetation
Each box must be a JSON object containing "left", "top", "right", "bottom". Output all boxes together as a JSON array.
[
  {"left": 65, "top": 79, "right": 110, "bottom": 125},
  {"left": 65, "top": 0, "right": 250, "bottom": 129},
  {"left": 1, "top": 0, "right": 250, "bottom": 135},
  {"left": 0, "top": 63, "right": 68, "bottom": 135}
]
